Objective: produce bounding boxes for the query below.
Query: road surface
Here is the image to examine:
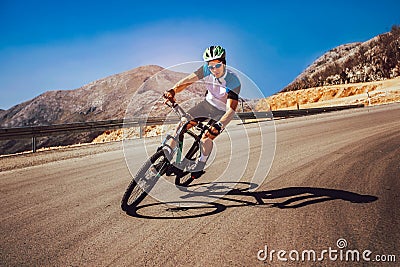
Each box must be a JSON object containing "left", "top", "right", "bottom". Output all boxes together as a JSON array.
[{"left": 1, "top": 103, "right": 399, "bottom": 266}]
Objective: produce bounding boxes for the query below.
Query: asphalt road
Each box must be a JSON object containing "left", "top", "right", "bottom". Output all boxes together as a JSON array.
[{"left": 1, "top": 104, "right": 399, "bottom": 266}]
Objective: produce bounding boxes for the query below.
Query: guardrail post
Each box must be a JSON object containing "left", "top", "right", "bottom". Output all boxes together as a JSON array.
[
  {"left": 139, "top": 123, "right": 143, "bottom": 139},
  {"left": 367, "top": 91, "right": 371, "bottom": 106},
  {"left": 32, "top": 136, "right": 37, "bottom": 153}
]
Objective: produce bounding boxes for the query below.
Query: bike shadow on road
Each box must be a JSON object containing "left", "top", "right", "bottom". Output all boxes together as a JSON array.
[{"left": 125, "top": 182, "right": 378, "bottom": 219}]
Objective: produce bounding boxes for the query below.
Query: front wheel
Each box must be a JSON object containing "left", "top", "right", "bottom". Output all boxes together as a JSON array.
[{"left": 121, "top": 150, "right": 169, "bottom": 211}]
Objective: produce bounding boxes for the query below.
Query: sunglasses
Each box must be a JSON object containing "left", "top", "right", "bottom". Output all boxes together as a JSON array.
[{"left": 208, "top": 63, "right": 224, "bottom": 70}]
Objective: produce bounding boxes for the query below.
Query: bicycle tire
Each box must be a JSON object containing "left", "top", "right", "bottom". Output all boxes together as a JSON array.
[{"left": 121, "top": 150, "right": 169, "bottom": 211}]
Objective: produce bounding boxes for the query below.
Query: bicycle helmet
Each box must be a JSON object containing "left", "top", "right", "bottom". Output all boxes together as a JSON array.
[{"left": 203, "top": 45, "right": 226, "bottom": 62}]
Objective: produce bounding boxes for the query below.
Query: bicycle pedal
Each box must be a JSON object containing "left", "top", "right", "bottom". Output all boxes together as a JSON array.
[{"left": 190, "top": 170, "right": 205, "bottom": 179}]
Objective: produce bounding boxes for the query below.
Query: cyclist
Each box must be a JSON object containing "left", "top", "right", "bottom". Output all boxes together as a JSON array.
[{"left": 163, "top": 45, "right": 241, "bottom": 178}]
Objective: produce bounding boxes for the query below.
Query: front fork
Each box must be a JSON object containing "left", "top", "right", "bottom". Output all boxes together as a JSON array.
[
  {"left": 175, "top": 135, "right": 184, "bottom": 164},
  {"left": 159, "top": 121, "right": 187, "bottom": 164}
]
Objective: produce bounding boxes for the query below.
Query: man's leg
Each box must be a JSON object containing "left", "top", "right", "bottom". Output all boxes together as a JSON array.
[
  {"left": 186, "top": 132, "right": 216, "bottom": 175},
  {"left": 199, "top": 134, "right": 214, "bottom": 163},
  {"left": 165, "top": 120, "right": 197, "bottom": 153}
]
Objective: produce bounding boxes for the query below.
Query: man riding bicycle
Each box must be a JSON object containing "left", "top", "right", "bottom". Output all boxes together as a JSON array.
[{"left": 163, "top": 45, "right": 241, "bottom": 178}]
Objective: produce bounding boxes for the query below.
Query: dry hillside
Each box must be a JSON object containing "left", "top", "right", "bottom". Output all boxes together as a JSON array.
[
  {"left": 1, "top": 65, "right": 164, "bottom": 128},
  {"left": 283, "top": 26, "right": 400, "bottom": 92},
  {"left": 256, "top": 77, "right": 400, "bottom": 111}
]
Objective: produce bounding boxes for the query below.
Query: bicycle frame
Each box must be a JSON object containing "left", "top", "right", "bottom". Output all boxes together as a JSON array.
[{"left": 161, "top": 100, "right": 211, "bottom": 166}]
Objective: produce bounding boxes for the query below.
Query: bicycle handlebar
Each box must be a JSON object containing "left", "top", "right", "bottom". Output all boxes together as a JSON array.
[
  {"left": 164, "top": 98, "right": 186, "bottom": 118},
  {"left": 163, "top": 97, "right": 212, "bottom": 132}
]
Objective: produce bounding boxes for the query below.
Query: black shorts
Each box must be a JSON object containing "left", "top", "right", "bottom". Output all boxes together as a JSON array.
[{"left": 187, "top": 100, "right": 225, "bottom": 122}]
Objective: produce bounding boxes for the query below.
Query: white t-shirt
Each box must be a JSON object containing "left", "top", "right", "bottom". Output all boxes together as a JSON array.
[{"left": 195, "top": 64, "right": 241, "bottom": 111}]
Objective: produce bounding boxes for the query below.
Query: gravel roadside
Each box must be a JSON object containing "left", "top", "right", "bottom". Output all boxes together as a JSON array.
[{"left": 0, "top": 141, "right": 124, "bottom": 172}]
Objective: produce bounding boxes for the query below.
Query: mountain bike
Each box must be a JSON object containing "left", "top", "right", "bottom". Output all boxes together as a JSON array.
[{"left": 121, "top": 98, "right": 214, "bottom": 211}]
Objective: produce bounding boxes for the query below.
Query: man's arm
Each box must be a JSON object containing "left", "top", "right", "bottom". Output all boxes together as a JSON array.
[
  {"left": 164, "top": 72, "right": 200, "bottom": 100},
  {"left": 207, "top": 98, "right": 238, "bottom": 138},
  {"left": 165, "top": 65, "right": 204, "bottom": 99},
  {"left": 219, "top": 98, "right": 238, "bottom": 127},
  {"left": 173, "top": 72, "right": 200, "bottom": 93}
]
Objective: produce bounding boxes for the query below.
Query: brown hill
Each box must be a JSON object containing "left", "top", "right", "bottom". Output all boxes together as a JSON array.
[
  {"left": 255, "top": 26, "right": 400, "bottom": 111},
  {"left": 282, "top": 26, "right": 400, "bottom": 92},
  {"left": 1, "top": 65, "right": 163, "bottom": 128},
  {"left": 0, "top": 65, "right": 205, "bottom": 155}
]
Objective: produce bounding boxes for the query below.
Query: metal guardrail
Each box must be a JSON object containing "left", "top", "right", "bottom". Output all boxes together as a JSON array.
[
  {"left": 238, "top": 104, "right": 365, "bottom": 121},
  {"left": 0, "top": 117, "right": 181, "bottom": 152},
  {"left": 0, "top": 104, "right": 364, "bottom": 152},
  {"left": 0, "top": 117, "right": 180, "bottom": 140}
]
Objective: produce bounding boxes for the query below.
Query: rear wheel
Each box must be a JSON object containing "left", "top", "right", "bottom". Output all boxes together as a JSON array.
[{"left": 121, "top": 150, "right": 169, "bottom": 211}]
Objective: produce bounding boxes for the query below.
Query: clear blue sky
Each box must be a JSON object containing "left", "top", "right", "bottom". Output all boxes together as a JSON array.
[{"left": 0, "top": 0, "right": 399, "bottom": 109}]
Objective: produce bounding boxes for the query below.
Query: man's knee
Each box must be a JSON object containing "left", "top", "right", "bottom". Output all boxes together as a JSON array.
[
  {"left": 187, "top": 120, "right": 197, "bottom": 129},
  {"left": 204, "top": 132, "right": 217, "bottom": 140}
]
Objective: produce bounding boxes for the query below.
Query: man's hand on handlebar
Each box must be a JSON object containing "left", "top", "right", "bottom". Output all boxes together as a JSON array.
[
  {"left": 163, "top": 89, "right": 176, "bottom": 103},
  {"left": 206, "top": 121, "right": 224, "bottom": 138}
]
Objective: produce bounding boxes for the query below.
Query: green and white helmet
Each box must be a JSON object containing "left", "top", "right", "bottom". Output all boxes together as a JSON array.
[{"left": 203, "top": 45, "right": 226, "bottom": 62}]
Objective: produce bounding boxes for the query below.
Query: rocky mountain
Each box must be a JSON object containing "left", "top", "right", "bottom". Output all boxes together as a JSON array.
[
  {"left": 0, "top": 65, "right": 206, "bottom": 155},
  {"left": 282, "top": 25, "right": 400, "bottom": 92},
  {"left": 2, "top": 65, "right": 160, "bottom": 127}
]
